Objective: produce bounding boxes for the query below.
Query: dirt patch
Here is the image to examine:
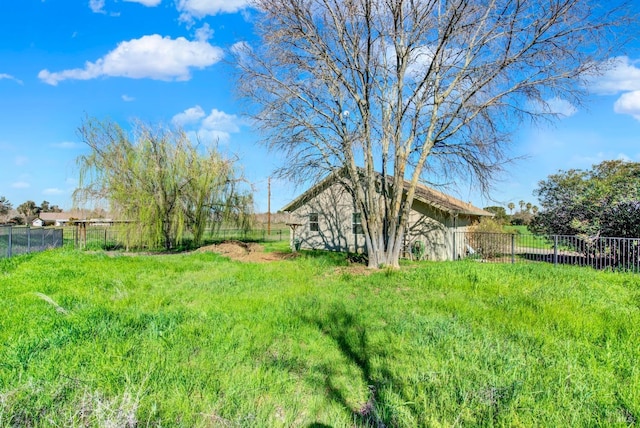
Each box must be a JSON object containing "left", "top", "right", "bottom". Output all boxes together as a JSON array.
[
  {"left": 197, "top": 240, "right": 297, "bottom": 263},
  {"left": 332, "top": 265, "right": 375, "bottom": 276}
]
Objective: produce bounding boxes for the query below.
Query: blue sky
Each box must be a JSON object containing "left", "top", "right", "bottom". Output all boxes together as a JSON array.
[{"left": 1, "top": 1, "right": 640, "bottom": 214}]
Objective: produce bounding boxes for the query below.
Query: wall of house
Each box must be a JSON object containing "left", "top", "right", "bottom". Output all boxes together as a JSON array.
[
  {"left": 405, "top": 200, "right": 449, "bottom": 261},
  {"left": 406, "top": 200, "right": 479, "bottom": 260},
  {"left": 287, "top": 183, "right": 483, "bottom": 260},
  {"left": 287, "top": 183, "right": 363, "bottom": 253}
]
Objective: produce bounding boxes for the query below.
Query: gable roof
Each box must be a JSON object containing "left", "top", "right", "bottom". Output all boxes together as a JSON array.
[
  {"left": 38, "top": 212, "right": 72, "bottom": 221},
  {"left": 411, "top": 181, "right": 492, "bottom": 217},
  {"left": 281, "top": 170, "right": 493, "bottom": 217},
  {"left": 38, "top": 211, "right": 104, "bottom": 221}
]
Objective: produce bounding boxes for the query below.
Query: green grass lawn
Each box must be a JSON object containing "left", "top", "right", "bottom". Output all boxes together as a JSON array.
[
  {"left": 1, "top": 246, "right": 639, "bottom": 426},
  {"left": 503, "top": 225, "right": 554, "bottom": 250}
]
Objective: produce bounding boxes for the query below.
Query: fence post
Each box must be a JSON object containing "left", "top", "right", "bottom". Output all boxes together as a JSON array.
[
  {"left": 27, "top": 226, "right": 31, "bottom": 253},
  {"left": 7, "top": 226, "right": 12, "bottom": 258},
  {"left": 553, "top": 235, "right": 558, "bottom": 267},
  {"left": 511, "top": 233, "right": 515, "bottom": 264},
  {"left": 453, "top": 231, "right": 457, "bottom": 261}
]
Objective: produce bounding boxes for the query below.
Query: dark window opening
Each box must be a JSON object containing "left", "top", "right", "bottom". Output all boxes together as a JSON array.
[
  {"left": 352, "top": 212, "right": 363, "bottom": 234},
  {"left": 310, "top": 212, "right": 319, "bottom": 232}
]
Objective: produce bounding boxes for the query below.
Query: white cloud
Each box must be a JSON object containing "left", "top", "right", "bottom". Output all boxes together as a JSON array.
[
  {"left": 177, "top": 0, "right": 250, "bottom": 21},
  {"left": 616, "top": 153, "right": 633, "bottom": 162},
  {"left": 230, "top": 41, "right": 252, "bottom": 67},
  {"left": 230, "top": 41, "right": 250, "bottom": 55},
  {"left": 122, "top": 94, "right": 135, "bottom": 102},
  {"left": 172, "top": 105, "right": 206, "bottom": 126},
  {"left": 124, "top": 0, "right": 162, "bottom": 5},
  {"left": 405, "top": 45, "right": 439, "bottom": 79},
  {"left": 202, "top": 109, "right": 241, "bottom": 133},
  {"left": 0, "top": 73, "right": 23, "bottom": 85},
  {"left": 525, "top": 97, "right": 578, "bottom": 120},
  {"left": 51, "top": 141, "right": 81, "bottom": 149},
  {"left": 194, "top": 23, "right": 213, "bottom": 42},
  {"left": 544, "top": 97, "right": 578, "bottom": 118},
  {"left": 569, "top": 152, "right": 637, "bottom": 168},
  {"left": 586, "top": 56, "right": 640, "bottom": 121},
  {"left": 11, "top": 181, "right": 30, "bottom": 189},
  {"left": 174, "top": 106, "right": 244, "bottom": 143},
  {"left": 614, "top": 91, "right": 640, "bottom": 121},
  {"left": 89, "top": 0, "right": 105, "bottom": 13},
  {"left": 589, "top": 56, "right": 640, "bottom": 95},
  {"left": 43, "top": 188, "right": 64, "bottom": 195},
  {"left": 38, "top": 35, "right": 224, "bottom": 85}
]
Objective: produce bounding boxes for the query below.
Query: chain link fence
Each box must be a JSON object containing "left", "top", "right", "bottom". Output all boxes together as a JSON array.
[
  {"left": 70, "top": 225, "right": 289, "bottom": 250},
  {"left": 0, "top": 226, "right": 64, "bottom": 258},
  {"left": 6, "top": 225, "right": 636, "bottom": 272},
  {"left": 454, "top": 231, "right": 640, "bottom": 271}
]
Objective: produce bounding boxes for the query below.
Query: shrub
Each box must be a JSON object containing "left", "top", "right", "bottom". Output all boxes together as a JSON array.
[{"left": 467, "top": 217, "right": 510, "bottom": 259}]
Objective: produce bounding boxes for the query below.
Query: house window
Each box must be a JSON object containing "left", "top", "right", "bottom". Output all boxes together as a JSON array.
[
  {"left": 352, "top": 213, "right": 363, "bottom": 234},
  {"left": 309, "top": 212, "right": 319, "bottom": 232}
]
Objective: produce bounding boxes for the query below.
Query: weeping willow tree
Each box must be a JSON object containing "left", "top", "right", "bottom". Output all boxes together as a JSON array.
[{"left": 74, "top": 118, "right": 253, "bottom": 250}]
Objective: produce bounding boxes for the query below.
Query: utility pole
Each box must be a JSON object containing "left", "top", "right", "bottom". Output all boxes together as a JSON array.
[{"left": 267, "top": 176, "right": 271, "bottom": 235}]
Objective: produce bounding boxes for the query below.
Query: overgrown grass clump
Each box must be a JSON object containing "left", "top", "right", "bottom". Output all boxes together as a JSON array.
[{"left": 0, "top": 247, "right": 638, "bottom": 426}]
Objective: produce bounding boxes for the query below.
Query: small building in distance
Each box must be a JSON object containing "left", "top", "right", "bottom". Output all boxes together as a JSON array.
[{"left": 31, "top": 212, "right": 114, "bottom": 227}]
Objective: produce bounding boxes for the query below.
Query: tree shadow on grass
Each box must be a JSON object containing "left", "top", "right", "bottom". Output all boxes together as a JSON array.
[
  {"left": 299, "top": 303, "right": 395, "bottom": 428},
  {"left": 292, "top": 302, "right": 529, "bottom": 427}
]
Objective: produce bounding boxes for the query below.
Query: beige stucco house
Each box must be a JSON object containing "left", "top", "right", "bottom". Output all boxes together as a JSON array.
[{"left": 282, "top": 172, "right": 493, "bottom": 261}]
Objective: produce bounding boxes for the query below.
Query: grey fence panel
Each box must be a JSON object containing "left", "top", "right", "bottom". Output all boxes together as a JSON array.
[
  {"left": 455, "top": 231, "right": 640, "bottom": 271},
  {"left": 0, "top": 227, "right": 9, "bottom": 258},
  {"left": 0, "top": 226, "right": 64, "bottom": 258}
]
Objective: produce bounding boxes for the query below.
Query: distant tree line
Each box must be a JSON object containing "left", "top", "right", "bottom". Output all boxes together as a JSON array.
[
  {"left": 0, "top": 197, "right": 63, "bottom": 225},
  {"left": 483, "top": 201, "right": 538, "bottom": 227}
]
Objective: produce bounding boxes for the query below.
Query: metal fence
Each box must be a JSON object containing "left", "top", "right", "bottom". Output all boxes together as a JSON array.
[
  {"left": 454, "top": 232, "right": 640, "bottom": 271},
  {"left": 0, "top": 226, "right": 64, "bottom": 258},
  {"left": 70, "top": 226, "right": 289, "bottom": 250},
  {"left": 7, "top": 225, "right": 635, "bottom": 272}
]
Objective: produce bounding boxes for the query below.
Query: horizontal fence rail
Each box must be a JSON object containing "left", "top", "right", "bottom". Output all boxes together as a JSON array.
[
  {"left": 0, "top": 226, "right": 64, "bottom": 258},
  {"left": 70, "top": 225, "right": 289, "bottom": 250},
  {"left": 455, "top": 232, "right": 640, "bottom": 272}
]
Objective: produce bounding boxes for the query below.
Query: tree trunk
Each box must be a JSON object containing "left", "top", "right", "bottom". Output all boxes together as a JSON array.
[{"left": 365, "top": 213, "right": 405, "bottom": 269}]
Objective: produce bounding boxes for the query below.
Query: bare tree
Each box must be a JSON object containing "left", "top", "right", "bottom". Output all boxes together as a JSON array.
[{"left": 237, "top": 0, "right": 630, "bottom": 268}]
